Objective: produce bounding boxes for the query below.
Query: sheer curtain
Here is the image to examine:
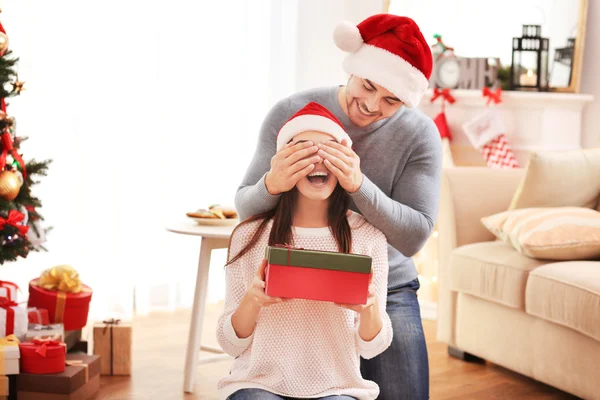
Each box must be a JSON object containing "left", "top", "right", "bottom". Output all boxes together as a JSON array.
[{"left": 1, "top": 0, "right": 298, "bottom": 321}]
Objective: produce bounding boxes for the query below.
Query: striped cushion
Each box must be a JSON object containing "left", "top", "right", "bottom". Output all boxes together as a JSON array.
[{"left": 481, "top": 207, "right": 600, "bottom": 260}]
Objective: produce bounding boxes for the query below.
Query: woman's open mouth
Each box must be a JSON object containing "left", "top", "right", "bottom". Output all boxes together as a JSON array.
[{"left": 307, "top": 171, "right": 330, "bottom": 187}]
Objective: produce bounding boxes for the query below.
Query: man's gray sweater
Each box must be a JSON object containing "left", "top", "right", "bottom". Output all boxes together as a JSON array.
[{"left": 234, "top": 86, "right": 442, "bottom": 289}]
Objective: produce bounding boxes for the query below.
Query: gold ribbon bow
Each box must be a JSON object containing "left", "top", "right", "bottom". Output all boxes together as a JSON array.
[
  {"left": 66, "top": 360, "right": 89, "bottom": 383},
  {"left": 0, "top": 334, "right": 19, "bottom": 347},
  {"left": 0, "top": 334, "right": 20, "bottom": 376},
  {"left": 39, "top": 265, "right": 82, "bottom": 293}
]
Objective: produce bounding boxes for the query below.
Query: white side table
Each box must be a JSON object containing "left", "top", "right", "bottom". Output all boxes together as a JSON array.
[{"left": 166, "top": 220, "right": 238, "bottom": 393}]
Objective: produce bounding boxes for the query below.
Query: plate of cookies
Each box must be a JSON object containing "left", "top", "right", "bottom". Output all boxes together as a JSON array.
[{"left": 186, "top": 204, "right": 239, "bottom": 226}]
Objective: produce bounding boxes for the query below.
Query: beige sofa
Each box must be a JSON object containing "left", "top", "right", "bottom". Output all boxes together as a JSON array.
[{"left": 436, "top": 167, "right": 600, "bottom": 400}]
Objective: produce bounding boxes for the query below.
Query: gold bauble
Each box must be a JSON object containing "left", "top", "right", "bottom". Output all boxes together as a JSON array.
[
  {"left": 0, "top": 32, "right": 7, "bottom": 54},
  {"left": 0, "top": 170, "right": 22, "bottom": 201}
]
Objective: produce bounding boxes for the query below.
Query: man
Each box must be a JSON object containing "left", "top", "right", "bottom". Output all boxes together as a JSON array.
[{"left": 234, "top": 13, "right": 441, "bottom": 400}]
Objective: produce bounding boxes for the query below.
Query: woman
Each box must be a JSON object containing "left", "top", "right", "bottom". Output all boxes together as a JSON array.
[{"left": 217, "top": 103, "right": 392, "bottom": 400}]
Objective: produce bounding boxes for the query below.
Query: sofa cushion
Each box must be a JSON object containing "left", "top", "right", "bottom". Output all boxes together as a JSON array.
[
  {"left": 481, "top": 207, "right": 600, "bottom": 260},
  {"left": 451, "top": 241, "right": 548, "bottom": 310},
  {"left": 526, "top": 261, "right": 600, "bottom": 342},
  {"left": 509, "top": 148, "right": 600, "bottom": 210}
]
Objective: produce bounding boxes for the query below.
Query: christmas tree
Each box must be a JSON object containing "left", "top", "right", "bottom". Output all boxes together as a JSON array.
[{"left": 0, "top": 21, "right": 51, "bottom": 264}]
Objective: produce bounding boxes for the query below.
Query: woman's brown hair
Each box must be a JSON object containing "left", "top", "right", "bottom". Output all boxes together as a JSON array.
[{"left": 226, "top": 183, "right": 351, "bottom": 266}]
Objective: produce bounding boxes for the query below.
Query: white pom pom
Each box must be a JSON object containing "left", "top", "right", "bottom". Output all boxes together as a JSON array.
[{"left": 333, "top": 21, "right": 363, "bottom": 53}]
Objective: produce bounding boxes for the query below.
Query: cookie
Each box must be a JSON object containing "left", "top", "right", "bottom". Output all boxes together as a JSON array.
[{"left": 186, "top": 209, "right": 218, "bottom": 219}]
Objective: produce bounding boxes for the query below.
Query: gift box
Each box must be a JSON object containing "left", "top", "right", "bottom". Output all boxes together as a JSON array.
[
  {"left": 19, "top": 340, "right": 67, "bottom": 374},
  {"left": 0, "top": 299, "right": 27, "bottom": 339},
  {"left": 93, "top": 319, "right": 131, "bottom": 375},
  {"left": 16, "top": 354, "right": 100, "bottom": 400},
  {"left": 264, "top": 245, "right": 372, "bottom": 304},
  {"left": 27, "top": 266, "right": 92, "bottom": 331},
  {"left": 26, "top": 308, "right": 49, "bottom": 325},
  {"left": 25, "top": 323, "right": 64, "bottom": 343},
  {"left": 0, "top": 281, "right": 18, "bottom": 303},
  {"left": 64, "top": 330, "right": 83, "bottom": 353},
  {"left": 0, "top": 335, "right": 20, "bottom": 375},
  {"left": 0, "top": 375, "right": 6, "bottom": 400}
]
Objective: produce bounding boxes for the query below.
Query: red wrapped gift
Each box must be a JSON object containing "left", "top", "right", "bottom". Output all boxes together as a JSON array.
[
  {"left": 19, "top": 339, "right": 67, "bottom": 374},
  {"left": 27, "top": 307, "right": 50, "bottom": 325},
  {"left": 264, "top": 245, "right": 372, "bottom": 305},
  {"left": 0, "top": 281, "right": 18, "bottom": 302},
  {"left": 27, "top": 266, "right": 92, "bottom": 331}
]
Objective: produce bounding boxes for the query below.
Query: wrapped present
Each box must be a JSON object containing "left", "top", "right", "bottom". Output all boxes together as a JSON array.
[
  {"left": 0, "top": 299, "right": 27, "bottom": 339},
  {"left": 25, "top": 323, "right": 64, "bottom": 343},
  {"left": 93, "top": 319, "right": 131, "bottom": 375},
  {"left": 0, "top": 375, "right": 6, "bottom": 400},
  {"left": 0, "top": 335, "right": 20, "bottom": 375},
  {"left": 0, "top": 281, "right": 18, "bottom": 303},
  {"left": 264, "top": 245, "right": 372, "bottom": 305},
  {"left": 64, "top": 330, "right": 83, "bottom": 353},
  {"left": 19, "top": 339, "right": 67, "bottom": 374},
  {"left": 16, "top": 354, "right": 100, "bottom": 400},
  {"left": 26, "top": 308, "right": 49, "bottom": 325},
  {"left": 27, "top": 266, "right": 92, "bottom": 331}
]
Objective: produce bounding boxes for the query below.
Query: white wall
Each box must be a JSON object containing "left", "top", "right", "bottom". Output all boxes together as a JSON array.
[
  {"left": 581, "top": 0, "right": 600, "bottom": 148},
  {"left": 294, "top": 0, "right": 385, "bottom": 91}
]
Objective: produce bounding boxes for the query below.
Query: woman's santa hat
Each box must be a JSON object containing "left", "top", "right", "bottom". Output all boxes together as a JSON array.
[
  {"left": 277, "top": 102, "right": 351, "bottom": 151},
  {"left": 333, "top": 13, "right": 432, "bottom": 108}
]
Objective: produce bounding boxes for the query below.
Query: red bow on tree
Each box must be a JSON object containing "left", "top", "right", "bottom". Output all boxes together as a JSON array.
[
  {"left": 483, "top": 87, "right": 502, "bottom": 105},
  {"left": 431, "top": 88, "right": 456, "bottom": 105},
  {"left": 0, "top": 210, "right": 29, "bottom": 235},
  {"left": 0, "top": 129, "right": 27, "bottom": 179},
  {"left": 33, "top": 339, "right": 62, "bottom": 357}
]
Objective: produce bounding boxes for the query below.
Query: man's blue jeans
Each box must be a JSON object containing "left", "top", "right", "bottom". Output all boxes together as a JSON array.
[
  {"left": 227, "top": 389, "right": 356, "bottom": 399},
  {"left": 360, "top": 278, "right": 429, "bottom": 399}
]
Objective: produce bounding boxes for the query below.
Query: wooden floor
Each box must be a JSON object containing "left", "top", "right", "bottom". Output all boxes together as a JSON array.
[{"left": 97, "top": 303, "right": 578, "bottom": 400}]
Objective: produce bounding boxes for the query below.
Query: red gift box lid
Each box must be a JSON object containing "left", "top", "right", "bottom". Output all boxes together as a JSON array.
[
  {"left": 28, "top": 279, "right": 92, "bottom": 308},
  {"left": 19, "top": 340, "right": 66, "bottom": 359}
]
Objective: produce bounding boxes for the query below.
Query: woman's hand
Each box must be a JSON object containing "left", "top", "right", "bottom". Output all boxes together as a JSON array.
[
  {"left": 318, "top": 139, "right": 363, "bottom": 193},
  {"left": 265, "top": 141, "right": 322, "bottom": 195},
  {"left": 244, "top": 259, "right": 284, "bottom": 308}
]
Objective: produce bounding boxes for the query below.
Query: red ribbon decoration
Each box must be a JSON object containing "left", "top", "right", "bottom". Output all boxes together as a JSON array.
[
  {"left": 431, "top": 88, "right": 456, "bottom": 105},
  {"left": 32, "top": 339, "right": 61, "bottom": 357},
  {"left": 0, "top": 210, "right": 29, "bottom": 235},
  {"left": 0, "top": 297, "right": 18, "bottom": 335},
  {"left": 483, "top": 87, "right": 502, "bottom": 105},
  {"left": 0, "top": 130, "right": 27, "bottom": 179},
  {"left": 0, "top": 280, "right": 20, "bottom": 302},
  {"left": 273, "top": 243, "right": 305, "bottom": 266}
]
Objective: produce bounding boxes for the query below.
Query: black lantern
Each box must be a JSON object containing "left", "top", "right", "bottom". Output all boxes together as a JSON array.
[{"left": 510, "top": 25, "right": 549, "bottom": 91}]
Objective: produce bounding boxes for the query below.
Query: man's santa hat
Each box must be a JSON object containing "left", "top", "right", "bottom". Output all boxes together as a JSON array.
[
  {"left": 277, "top": 102, "right": 351, "bottom": 151},
  {"left": 333, "top": 13, "right": 432, "bottom": 108}
]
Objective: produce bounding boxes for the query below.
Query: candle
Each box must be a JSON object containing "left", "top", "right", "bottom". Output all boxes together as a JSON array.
[{"left": 519, "top": 69, "right": 537, "bottom": 86}]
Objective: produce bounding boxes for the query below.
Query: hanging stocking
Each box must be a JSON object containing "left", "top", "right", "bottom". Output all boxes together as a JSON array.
[
  {"left": 430, "top": 88, "right": 455, "bottom": 167},
  {"left": 461, "top": 88, "right": 519, "bottom": 168}
]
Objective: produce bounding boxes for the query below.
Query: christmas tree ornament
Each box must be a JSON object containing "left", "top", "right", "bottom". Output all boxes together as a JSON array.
[
  {"left": 0, "top": 170, "right": 21, "bottom": 200},
  {"left": 11, "top": 75, "right": 24, "bottom": 95},
  {"left": 0, "top": 128, "right": 27, "bottom": 178},
  {"left": 0, "top": 30, "right": 7, "bottom": 55},
  {"left": 462, "top": 87, "right": 519, "bottom": 168},
  {"left": 14, "top": 169, "right": 23, "bottom": 186}
]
